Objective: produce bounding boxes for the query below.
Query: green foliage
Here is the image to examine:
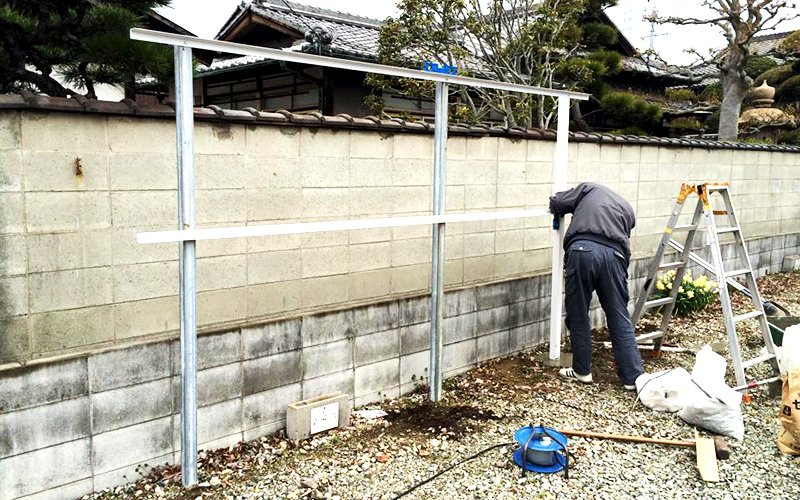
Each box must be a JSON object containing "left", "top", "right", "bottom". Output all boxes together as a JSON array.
[
  {"left": 581, "top": 21, "right": 618, "bottom": 48},
  {"left": 754, "top": 64, "right": 794, "bottom": 87},
  {"left": 699, "top": 82, "right": 722, "bottom": 104},
  {"left": 778, "top": 30, "right": 800, "bottom": 54},
  {"left": 777, "top": 129, "right": 800, "bottom": 145},
  {"left": 0, "top": 0, "right": 172, "bottom": 97},
  {"left": 665, "top": 88, "right": 696, "bottom": 103},
  {"left": 705, "top": 110, "right": 720, "bottom": 131},
  {"left": 667, "top": 117, "right": 704, "bottom": 135},
  {"left": 609, "top": 126, "right": 647, "bottom": 136},
  {"left": 653, "top": 270, "right": 718, "bottom": 317},
  {"left": 600, "top": 92, "right": 662, "bottom": 133},
  {"left": 777, "top": 75, "right": 800, "bottom": 103},
  {"left": 746, "top": 56, "right": 778, "bottom": 79},
  {"left": 738, "top": 137, "right": 774, "bottom": 144}
]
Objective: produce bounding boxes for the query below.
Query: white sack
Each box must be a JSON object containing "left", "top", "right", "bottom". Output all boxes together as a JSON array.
[
  {"left": 780, "top": 324, "right": 800, "bottom": 375},
  {"left": 635, "top": 368, "right": 694, "bottom": 413}
]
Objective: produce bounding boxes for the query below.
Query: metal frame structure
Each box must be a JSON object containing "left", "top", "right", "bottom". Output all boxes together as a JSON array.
[{"left": 130, "top": 28, "right": 588, "bottom": 486}]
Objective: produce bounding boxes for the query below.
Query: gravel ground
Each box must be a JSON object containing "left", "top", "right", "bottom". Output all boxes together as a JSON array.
[{"left": 87, "top": 272, "right": 800, "bottom": 500}]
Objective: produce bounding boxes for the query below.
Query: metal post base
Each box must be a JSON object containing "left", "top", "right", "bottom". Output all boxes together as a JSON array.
[{"left": 533, "top": 352, "right": 573, "bottom": 368}]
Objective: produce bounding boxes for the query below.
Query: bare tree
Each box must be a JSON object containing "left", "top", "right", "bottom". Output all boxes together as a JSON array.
[{"left": 649, "top": 1, "right": 797, "bottom": 141}]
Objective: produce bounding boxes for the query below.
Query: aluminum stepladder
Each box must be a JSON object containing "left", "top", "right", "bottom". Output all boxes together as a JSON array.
[{"left": 631, "top": 183, "right": 781, "bottom": 392}]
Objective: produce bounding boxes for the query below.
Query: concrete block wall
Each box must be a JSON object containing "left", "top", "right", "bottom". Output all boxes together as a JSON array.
[
  {"left": 1, "top": 109, "right": 799, "bottom": 367},
  {"left": 1, "top": 231, "right": 795, "bottom": 500}
]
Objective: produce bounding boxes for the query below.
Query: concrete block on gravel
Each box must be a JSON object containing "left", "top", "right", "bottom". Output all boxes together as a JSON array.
[
  {"left": 0, "top": 438, "right": 92, "bottom": 500},
  {"left": 304, "top": 338, "right": 353, "bottom": 379},
  {"left": 303, "top": 370, "right": 354, "bottom": 400},
  {"left": 243, "top": 383, "right": 302, "bottom": 430},
  {"left": 355, "top": 358, "right": 399, "bottom": 397},
  {"left": 93, "top": 379, "right": 171, "bottom": 434},
  {"left": 355, "top": 330, "right": 399, "bottom": 366},
  {"left": 92, "top": 417, "right": 172, "bottom": 475}
]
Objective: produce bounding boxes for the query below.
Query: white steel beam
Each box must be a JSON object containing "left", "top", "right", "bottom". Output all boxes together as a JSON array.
[
  {"left": 548, "top": 96, "right": 570, "bottom": 361},
  {"left": 129, "top": 29, "right": 589, "bottom": 101},
  {"left": 137, "top": 209, "right": 552, "bottom": 244}
]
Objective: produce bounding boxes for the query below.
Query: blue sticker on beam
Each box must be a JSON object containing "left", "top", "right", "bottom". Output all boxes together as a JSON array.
[{"left": 423, "top": 61, "right": 458, "bottom": 75}]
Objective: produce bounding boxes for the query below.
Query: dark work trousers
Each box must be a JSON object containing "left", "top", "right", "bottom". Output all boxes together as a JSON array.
[{"left": 564, "top": 239, "right": 643, "bottom": 385}]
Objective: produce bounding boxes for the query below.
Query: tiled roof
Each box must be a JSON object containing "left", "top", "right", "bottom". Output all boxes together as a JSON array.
[
  {"left": 748, "top": 30, "right": 795, "bottom": 56},
  {"left": 4, "top": 92, "right": 798, "bottom": 153}
]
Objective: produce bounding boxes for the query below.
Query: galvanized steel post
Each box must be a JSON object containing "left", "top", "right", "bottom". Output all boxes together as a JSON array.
[
  {"left": 175, "top": 45, "right": 198, "bottom": 487},
  {"left": 429, "top": 82, "right": 448, "bottom": 402},
  {"left": 549, "top": 96, "right": 570, "bottom": 361}
]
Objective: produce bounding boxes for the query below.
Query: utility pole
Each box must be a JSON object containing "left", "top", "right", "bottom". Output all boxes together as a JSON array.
[{"left": 641, "top": 10, "right": 667, "bottom": 62}]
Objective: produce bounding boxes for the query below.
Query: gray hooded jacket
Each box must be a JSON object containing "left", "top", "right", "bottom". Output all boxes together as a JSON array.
[{"left": 549, "top": 182, "right": 636, "bottom": 263}]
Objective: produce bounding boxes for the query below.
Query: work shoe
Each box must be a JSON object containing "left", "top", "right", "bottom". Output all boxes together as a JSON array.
[
  {"left": 623, "top": 384, "right": 636, "bottom": 391},
  {"left": 559, "top": 368, "right": 592, "bottom": 384}
]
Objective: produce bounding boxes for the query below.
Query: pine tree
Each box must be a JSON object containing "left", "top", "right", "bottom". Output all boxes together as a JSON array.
[{"left": 0, "top": 0, "right": 173, "bottom": 98}]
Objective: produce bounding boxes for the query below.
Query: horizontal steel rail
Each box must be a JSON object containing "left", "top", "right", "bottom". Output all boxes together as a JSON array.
[{"left": 129, "top": 28, "right": 590, "bottom": 101}]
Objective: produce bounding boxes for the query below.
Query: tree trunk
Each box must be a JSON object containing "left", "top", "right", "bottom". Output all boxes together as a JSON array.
[
  {"left": 718, "top": 50, "right": 750, "bottom": 141},
  {"left": 570, "top": 101, "right": 589, "bottom": 132}
]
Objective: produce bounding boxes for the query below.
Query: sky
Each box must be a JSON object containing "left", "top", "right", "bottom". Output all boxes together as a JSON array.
[{"left": 156, "top": 0, "right": 800, "bottom": 65}]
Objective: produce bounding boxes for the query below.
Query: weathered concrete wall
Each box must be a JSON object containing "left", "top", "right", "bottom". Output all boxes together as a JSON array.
[{"left": 1, "top": 109, "right": 799, "bottom": 366}]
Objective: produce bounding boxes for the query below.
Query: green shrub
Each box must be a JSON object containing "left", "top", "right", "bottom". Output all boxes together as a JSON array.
[
  {"left": 778, "top": 31, "right": 800, "bottom": 54},
  {"left": 754, "top": 64, "right": 795, "bottom": 86},
  {"left": 586, "top": 50, "right": 623, "bottom": 75},
  {"left": 700, "top": 82, "right": 722, "bottom": 104},
  {"left": 665, "top": 88, "right": 697, "bottom": 103},
  {"left": 746, "top": 56, "right": 778, "bottom": 79},
  {"left": 704, "top": 110, "right": 720, "bottom": 131},
  {"left": 610, "top": 126, "right": 647, "bottom": 136},
  {"left": 581, "top": 22, "right": 618, "bottom": 48},
  {"left": 600, "top": 92, "right": 662, "bottom": 133},
  {"left": 777, "top": 129, "right": 800, "bottom": 145},
  {"left": 667, "top": 117, "right": 704, "bottom": 136},
  {"left": 777, "top": 75, "right": 800, "bottom": 103}
]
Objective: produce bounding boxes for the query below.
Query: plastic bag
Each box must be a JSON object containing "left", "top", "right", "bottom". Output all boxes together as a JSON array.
[
  {"left": 678, "top": 346, "right": 744, "bottom": 440},
  {"left": 780, "top": 324, "right": 800, "bottom": 375},
  {"left": 778, "top": 367, "right": 800, "bottom": 455},
  {"left": 635, "top": 368, "right": 693, "bottom": 413}
]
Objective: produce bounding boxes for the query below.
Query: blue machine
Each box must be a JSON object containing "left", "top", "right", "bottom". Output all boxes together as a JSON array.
[{"left": 512, "top": 425, "right": 569, "bottom": 474}]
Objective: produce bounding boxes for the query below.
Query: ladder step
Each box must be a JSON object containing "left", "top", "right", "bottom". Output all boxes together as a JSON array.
[
  {"left": 644, "top": 297, "right": 674, "bottom": 309},
  {"left": 732, "top": 310, "right": 764, "bottom": 323},
  {"left": 716, "top": 227, "right": 740, "bottom": 234},
  {"left": 713, "top": 210, "right": 728, "bottom": 215},
  {"left": 636, "top": 331, "right": 665, "bottom": 343},
  {"left": 672, "top": 225, "right": 697, "bottom": 232},
  {"left": 725, "top": 268, "right": 752, "bottom": 278},
  {"left": 658, "top": 261, "right": 687, "bottom": 270},
  {"left": 742, "top": 353, "right": 776, "bottom": 370},
  {"left": 706, "top": 185, "right": 729, "bottom": 192}
]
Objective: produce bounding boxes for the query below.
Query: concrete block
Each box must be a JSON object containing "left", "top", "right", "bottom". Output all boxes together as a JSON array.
[
  {"left": 300, "top": 128, "right": 350, "bottom": 158},
  {"left": 349, "top": 158, "right": 393, "bottom": 187},
  {"left": 243, "top": 383, "right": 302, "bottom": 430},
  {"left": 0, "top": 438, "right": 92, "bottom": 500},
  {"left": 32, "top": 305, "right": 114, "bottom": 352},
  {"left": 115, "top": 296, "right": 179, "bottom": 340},
  {"left": 194, "top": 122, "right": 246, "bottom": 155},
  {"left": 349, "top": 269, "right": 391, "bottom": 301},
  {"left": 443, "top": 289, "right": 477, "bottom": 318},
  {"left": 27, "top": 230, "right": 111, "bottom": 273},
  {"left": 443, "top": 339, "right": 477, "bottom": 373},
  {"left": 391, "top": 158, "right": 431, "bottom": 186},
  {"left": 464, "top": 185, "right": 497, "bottom": 209},
  {"left": 0, "top": 234, "right": 25, "bottom": 277},
  {"left": 301, "top": 230, "right": 348, "bottom": 248},
  {"left": 25, "top": 151, "right": 109, "bottom": 191},
  {"left": 198, "top": 287, "right": 247, "bottom": 327},
  {"left": 0, "top": 317, "right": 27, "bottom": 364},
  {"left": 301, "top": 309, "right": 352, "bottom": 347},
  {"left": 302, "top": 157, "right": 349, "bottom": 187},
  {"left": 176, "top": 362, "right": 242, "bottom": 409},
  {"left": 477, "top": 306, "right": 511, "bottom": 336},
  {"left": 350, "top": 131, "right": 393, "bottom": 159},
  {"left": 247, "top": 249, "right": 302, "bottom": 285},
  {"left": 303, "top": 370, "right": 354, "bottom": 400},
  {"left": 355, "top": 386, "right": 399, "bottom": 408},
  {"left": 197, "top": 255, "right": 247, "bottom": 292},
  {"left": 92, "top": 379, "right": 171, "bottom": 434},
  {"left": 111, "top": 227, "right": 174, "bottom": 265},
  {"left": 302, "top": 245, "right": 348, "bottom": 278},
  {"left": 0, "top": 397, "right": 89, "bottom": 458},
  {"left": 243, "top": 319, "right": 300, "bottom": 360},
  {"left": 477, "top": 330, "right": 510, "bottom": 362},
  {"left": 188, "top": 399, "right": 243, "bottom": 447},
  {"left": 354, "top": 358, "right": 399, "bottom": 398},
  {"left": 109, "top": 152, "right": 175, "bottom": 190},
  {"left": 89, "top": 342, "right": 170, "bottom": 393},
  {"left": 396, "top": 296, "right": 430, "bottom": 326},
  {"left": 111, "top": 191, "right": 176, "bottom": 228},
  {"left": 390, "top": 263, "right": 429, "bottom": 294},
  {"left": 92, "top": 417, "right": 172, "bottom": 475},
  {"left": 114, "top": 261, "right": 178, "bottom": 302},
  {"left": 400, "top": 322, "right": 430, "bottom": 355},
  {"left": 349, "top": 187, "right": 394, "bottom": 216},
  {"left": 391, "top": 237, "right": 430, "bottom": 267},
  {"left": 243, "top": 350, "right": 302, "bottom": 395},
  {"left": 302, "top": 188, "right": 349, "bottom": 218},
  {"left": 29, "top": 267, "right": 113, "bottom": 313},
  {"left": 464, "top": 255, "right": 494, "bottom": 283},
  {"left": 400, "top": 351, "right": 429, "bottom": 390},
  {"left": 0, "top": 358, "right": 87, "bottom": 413},
  {"left": 246, "top": 125, "right": 300, "bottom": 157},
  {"left": 196, "top": 154, "right": 247, "bottom": 189},
  {"left": 509, "top": 300, "right": 535, "bottom": 328},
  {"left": 392, "top": 133, "right": 431, "bottom": 159},
  {"left": 246, "top": 156, "right": 302, "bottom": 190},
  {"left": 247, "top": 188, "right": 302, "bottom": 221},
  {"left": 301, "top": 274, "right": 348, "bottom": 308},
  {"left": 783, "top": 255, "right": 800, "bottom": 271},
  {"left": 247, "top": 280, "right": 301, "bottom": 318},
  {"left": 243, "top": 421, "right": 284, "bottom": 442},
  {"left": 0, "top": 276, "right": 26, "bottom": 317},
  {"left": 0, "top": 112, "right": 20, "bottom": 151},
  {"left": 355, "top": 330, "right": 399, "bottom": 366},
  {"left": 443, "top": 312, "right": 476, "bottom": 345},
  {"left": 349, "top": 242, "right": 390, "bottom": 273},
  {"left": 304, "top": 338, "right": 353, "bottom": 379},
  {"left": 286, "top": 392, "right": 350, "bottom": 441},
  {"left": 476, "top": 282, "right": 513, "bottom": 310},
  {"left": 24, "top": 112, "right": 107, "bottom": 152},
  {"left": 8, "top": 478, "right": 93, "bottom": 500},
  {"left": 196, "top": 189, "right": 247, "bottom": 225},
  {"left": 0, "top": 193, "right": 23, "bottom": 234},
  {"left": 93, "top": 455, "right": 172, "bottom": 493},
  {"left": 509, "top": 324, "right": 535, "bottom": 352},
  {"left": 25, "top": 192, "right": 110, "bottom": 232},
  {"left": 391, "top": 186, "right": 430, "bottom": 214}
]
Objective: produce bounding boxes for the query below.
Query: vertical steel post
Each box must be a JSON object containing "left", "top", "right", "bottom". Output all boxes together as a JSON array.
[
  {"left": 175, "top": 46, "right": 198, "bottom": 487},
  {"left": 429, "top": 82, "right": 449, "bottom": 402},
  {"left": 548, "top": 96, "right": 570, "bottom": 361}
]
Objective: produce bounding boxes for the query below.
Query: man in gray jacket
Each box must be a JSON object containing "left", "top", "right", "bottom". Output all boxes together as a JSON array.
[{"left": 550, "top": 182, "right": 643, "bottom": 390}]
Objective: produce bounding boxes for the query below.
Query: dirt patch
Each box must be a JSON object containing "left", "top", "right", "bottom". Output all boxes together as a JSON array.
[{"left": 383, "top": 402, "right": 500, "bottom": 440}]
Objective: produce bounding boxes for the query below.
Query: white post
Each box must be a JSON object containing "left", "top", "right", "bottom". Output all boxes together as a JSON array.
[{"left": 548, "top": 96, "right": 570, "bottom": 361}]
